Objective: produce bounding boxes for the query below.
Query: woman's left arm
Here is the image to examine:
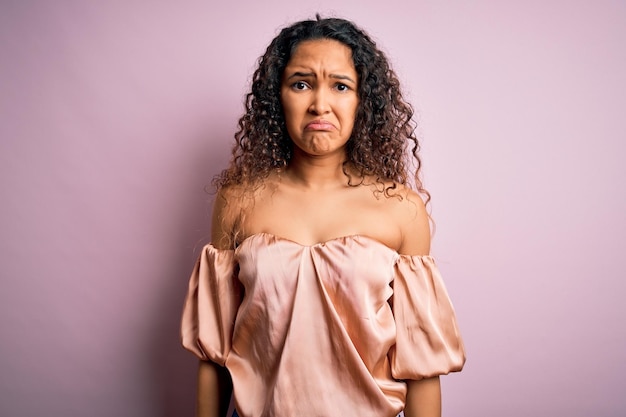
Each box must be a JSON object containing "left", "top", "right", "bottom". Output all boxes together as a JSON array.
[
  {"left": 404, "top": 377, "right": 441, "bottom": 417},
  {"left": 397, "top": 190, "right": 442, "bottom": 417}
]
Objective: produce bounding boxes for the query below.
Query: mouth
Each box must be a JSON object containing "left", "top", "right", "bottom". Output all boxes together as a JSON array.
[{"left": 305, "top": 119, "right": 336, "bottom": 131}]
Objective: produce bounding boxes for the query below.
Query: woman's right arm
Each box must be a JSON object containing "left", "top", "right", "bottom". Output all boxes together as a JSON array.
[
  {"left": 195, "top": 189, "right": 235, "bottom": 417},
  {"left": 196, "top": 360, "right": 232, "bottom": 417}
]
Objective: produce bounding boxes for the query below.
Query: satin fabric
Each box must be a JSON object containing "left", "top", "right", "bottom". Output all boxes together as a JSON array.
[{"left": 181, "top": 233, "right": 465, "bottom": 417}]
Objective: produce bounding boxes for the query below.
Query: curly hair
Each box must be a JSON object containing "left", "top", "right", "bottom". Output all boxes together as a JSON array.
[{"left": 214, "top": 15, "right": 428, "bottom": 201}]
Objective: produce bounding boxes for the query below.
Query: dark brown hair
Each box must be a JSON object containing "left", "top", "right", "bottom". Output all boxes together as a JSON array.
[{"left": 214, "top": 15, "right": 428, "bottom": 201}]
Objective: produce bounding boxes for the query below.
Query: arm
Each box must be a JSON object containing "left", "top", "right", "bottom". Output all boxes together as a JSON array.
[
  {"left": 196, "top": 359, "right": 232, "bottom": 417},
  {"left": 397, "top": 191, "right": 442, "bottom": 417},
  {"left": 195, "top": 189, "right": 236, "bottom": 416},
  {"left": 404, "top": 377, "right": 441, "bottom": 417}
]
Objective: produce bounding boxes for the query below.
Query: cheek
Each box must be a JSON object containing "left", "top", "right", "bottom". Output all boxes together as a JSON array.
[
  {"left": 343, "top": 100, "right": 359, "bottom": 128},
  {"left": 280, "top": 103, "right": 298, "bottom": 139},
  {"left": 280, "top": 95, "right": 299, "bottom": 123},
  {"left": 280, "top": 102, "right": 292, "bottom": 125},
  {"left": 352, "top": 99, "right": 359, "bottom": 117},
  {"left": 282, "top": 107, "right": 298, "bottom": 132}
]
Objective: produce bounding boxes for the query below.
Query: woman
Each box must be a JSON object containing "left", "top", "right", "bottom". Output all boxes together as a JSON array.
[{"left": 182, "top": 15, "right": 465, "bottom": 417}]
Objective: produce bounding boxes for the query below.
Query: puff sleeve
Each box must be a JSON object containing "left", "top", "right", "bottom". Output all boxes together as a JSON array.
[
  {"left": 389, "top": 255, "right": 466, "bottom": 380},
  {"left": 180, "top": 244, "right": 241, "bottom": 365}
]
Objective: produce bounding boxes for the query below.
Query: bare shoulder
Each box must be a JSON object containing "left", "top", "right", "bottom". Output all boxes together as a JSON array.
[{"left": 386, "top": 183, "right": 431, "bottom": 256}]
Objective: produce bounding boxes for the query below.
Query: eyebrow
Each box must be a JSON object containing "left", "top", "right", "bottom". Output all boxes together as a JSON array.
[{"left": 286, "top": 71, "right": 357, "bottom": 84}]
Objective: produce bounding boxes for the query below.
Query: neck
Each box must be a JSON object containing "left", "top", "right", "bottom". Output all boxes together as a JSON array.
[{"left": 285, "top": 149, "right": 350, "bottom": 190}]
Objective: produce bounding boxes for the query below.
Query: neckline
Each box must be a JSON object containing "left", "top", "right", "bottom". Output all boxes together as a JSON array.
[
  {"left": 213, "top": 233, "right": 432, "bottom": 259},
  {"left": 236, "top": 232, "right": 397, "bottom": 253}
]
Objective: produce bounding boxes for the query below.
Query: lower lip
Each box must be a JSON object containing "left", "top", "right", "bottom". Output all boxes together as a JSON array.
[{"left": 306, "top": 123, "right": 335, "bottom": 131}]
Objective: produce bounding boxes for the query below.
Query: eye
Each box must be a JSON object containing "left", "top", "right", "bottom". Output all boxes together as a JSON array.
[
  {"left": 292, "top": 81, "right": 309, "bottom": 90},
  {"left": 335, "top": 83, "right": 350, "bottom": 92}
]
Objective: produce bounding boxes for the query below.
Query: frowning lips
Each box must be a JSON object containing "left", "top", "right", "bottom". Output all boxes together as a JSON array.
[{"left": 305, "top": 119, "right": 336, "bottom": 131}]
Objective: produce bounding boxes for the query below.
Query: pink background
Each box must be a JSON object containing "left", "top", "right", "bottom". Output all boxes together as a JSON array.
[{"left": 1, "top": 1, "right": 624, "bottom": 416}]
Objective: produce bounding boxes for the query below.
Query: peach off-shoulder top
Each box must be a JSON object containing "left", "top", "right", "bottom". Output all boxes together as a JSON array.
[{"left": 181, "top": 233, "right": 465, "bottom": 417}]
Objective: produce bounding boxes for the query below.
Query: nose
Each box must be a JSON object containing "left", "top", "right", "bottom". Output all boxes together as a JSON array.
[{"left": 308, "top": 88, "right": 331, "bottom": 115}]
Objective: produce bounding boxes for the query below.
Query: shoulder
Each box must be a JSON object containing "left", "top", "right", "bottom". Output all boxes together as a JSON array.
[{"left": 385, "top": 183, "right": 431, "bottom": 256}]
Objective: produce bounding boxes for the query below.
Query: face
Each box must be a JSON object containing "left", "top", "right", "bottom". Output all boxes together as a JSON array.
[{"left": 280, "top": 39, "right": 359, "bottom": 158}]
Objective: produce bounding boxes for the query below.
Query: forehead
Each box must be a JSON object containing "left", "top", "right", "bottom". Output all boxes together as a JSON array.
[{"left": 286, "top": 39, "right": 356, "bottom": 71}]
